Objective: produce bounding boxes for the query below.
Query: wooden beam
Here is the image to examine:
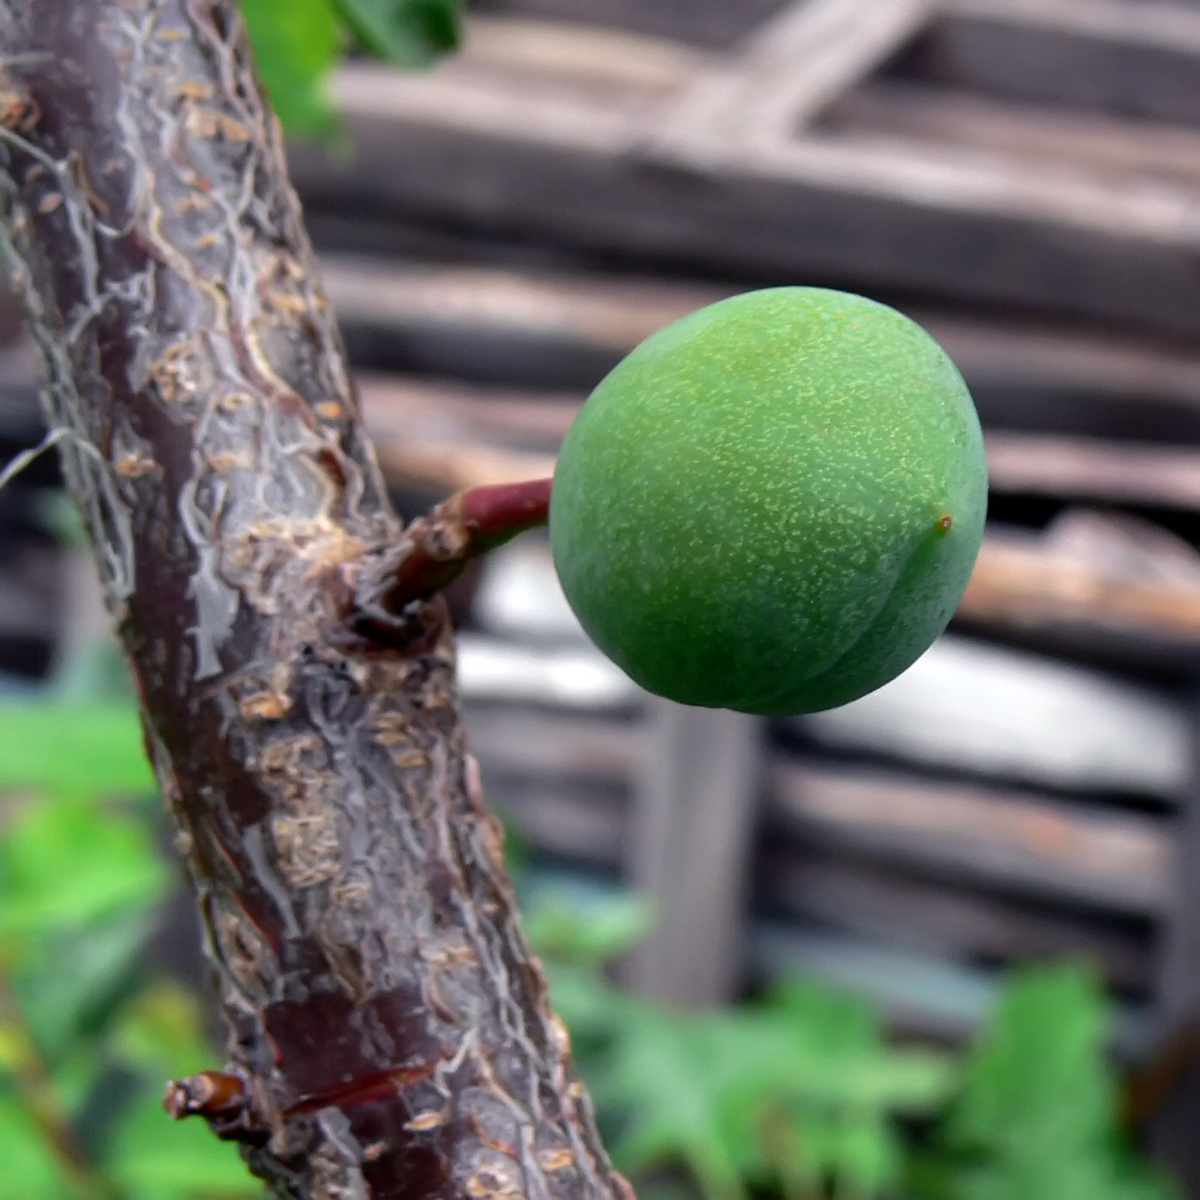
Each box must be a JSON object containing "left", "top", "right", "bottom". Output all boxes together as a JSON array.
[
  {"left": 760, "top": 851, "right": 1154, "bottom": 992},
  {"left": 769, "top": 758, "right": 1176, "bottom": 913},
  {"left": 356, "top": 376, "right": 1200, "bottom": 673},
  {"left": 623, "top": 699, "right": 762, "bottom": 1004},
  {"left": 463, "top": 703, "right": 640, "bottom": 785},
  {"left": 461, "top": 700, "right": 1160, "bottom": 992},
  {"left": 652, "top": 0, "right": 937, "bottom": 149},
  {"left": 359, "top": 374, "right": 560, "bottom": 492},
  {"left": 461, "top": 14, "right": 713, "bottom": 95},
  {"left": 800, "top": 634, "right": 1191, "bottom": 798},
  {"left": 357, "top": 370, "right": 1200, "bottom": 512},
  {"left": 329, "top": 256, "right": 1200, "bottom": 439},
  {"left": 463, "top": 0, "right": 787, "bottom": 53},
  {"left": 750, "top": 922, "right": 1000, "bottom": 1038},
  {"left": 325, "top": 256, "right": 1200, "bottom": 414},
  {"left": 752, "top": 921, "right": 1154, "bottom": 1049},
  {"left": 287, "top": 30, "right": 1200, "bottom": 335},
  {"left": 984, "top": 434, "right": 1200, "bottom": 511},
  {"left": 961, "top": 533, "right": 1200, "bottom": 649},
  {"left": 322, "top": 256, "right": 723, "bottom": 356},
  {"left": 456, "top": 632, "right": 639, "bottom": 710},
  {"left": 913, "top": 0, "right": 1200, "bottom": 126},
  {"left": 821, "top": 79, "right": 1200, "bottom": 189}
]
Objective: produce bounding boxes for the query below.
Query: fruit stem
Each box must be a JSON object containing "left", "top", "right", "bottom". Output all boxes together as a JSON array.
[{"left": 354, "top": 478, "right": 553, "bottom": 636}]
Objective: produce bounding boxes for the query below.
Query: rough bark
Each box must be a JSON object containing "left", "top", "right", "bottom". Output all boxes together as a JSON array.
[{"left": 0, "top": 4, "right": 629, "bottom": 1200}]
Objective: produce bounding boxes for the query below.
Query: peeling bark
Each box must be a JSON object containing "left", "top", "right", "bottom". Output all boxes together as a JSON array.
[{"left": 0, "top": 4, "right": 628, "bottom": 1199}]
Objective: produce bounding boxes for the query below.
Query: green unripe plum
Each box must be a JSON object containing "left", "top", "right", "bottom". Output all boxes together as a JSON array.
[{"left": 548, "top": 287, "right": 987, "bottom": 716}]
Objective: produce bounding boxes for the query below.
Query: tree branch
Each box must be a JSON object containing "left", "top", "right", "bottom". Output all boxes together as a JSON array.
[{"left": 0, "top": 4, "right": 624, "bottom": 1199}]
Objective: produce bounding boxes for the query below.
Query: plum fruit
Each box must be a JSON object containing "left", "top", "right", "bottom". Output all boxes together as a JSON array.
[{"left": 549, "top": 286, "right": 988, "bottom": 715}]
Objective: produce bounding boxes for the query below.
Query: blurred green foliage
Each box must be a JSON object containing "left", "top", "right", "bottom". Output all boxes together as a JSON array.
[
  {"left": 0, "top": 685, "right": 1181, "bottom": 1200},
  {"left": 529, "top": 887, "right": 1176, "bottom": 1200},
  {"left": 240, "top": 0, "right": 462, "bottom": 136},
  {"left": 527, "top": 888, "right": 954, "bottom": 1200},
  {"left": 0, "top": 698, "right": 255, "bottom": 1199},
  {"left": 910, "top": 965, "right": 1174, "bottom": 1200}
]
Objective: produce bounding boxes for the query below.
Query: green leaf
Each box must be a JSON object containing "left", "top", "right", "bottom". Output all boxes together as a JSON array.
[
  {"left": 333, "top": 0, "right": 461, "bottom": 68},
  {"left": 101, "top": 981, "right": 256, "bottom": 1197},
  {"left": 15, "top": 910, "right": 158, "bottom": 1060},
  {"left": 0, "top": 702, "right": 154, "bottom": 800},
  {"left": 920, "top": 963, "right": 1179, "bottom": 1200},
  {"left": 542, "top": 960, "right": 639, "bottom": 1046},
  {"left": 241, "top": 0, "right": 342, "bottom": 137},
  {"left": 597, "top": 1008, "right": 749, "bottom": 1200},
  {"left": 762, "top": 978, "right": 956, "bottom": 1113},
  {"left": 0, "top": 794, "right": 168, "bottom": 941},
  {"left": 526, "top": 888, "right": 655, "bottom": 967},
  {"left": 111, "top": 979, "right": 216, "bottom": 1078},
  {"left": 949, "top": 963, "right": 1113, "bottom": 1153}
]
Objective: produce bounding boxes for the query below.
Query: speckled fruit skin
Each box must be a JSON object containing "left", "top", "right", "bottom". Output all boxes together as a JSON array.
[{"left": 548, "top": 287, "right": 988, "bottom": 716}]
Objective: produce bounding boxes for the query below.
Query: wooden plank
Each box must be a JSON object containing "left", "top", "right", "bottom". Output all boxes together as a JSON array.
[
  {"left": 821, "top": 79, "right": 1200, "bottom": 189},
  {"left": 904, "top": 0, "right": 1200, "bottom": 126},
  {"left": 359, "top": 375, "right": 572, "bottom": 451},
  {"left": 961, "top": 531, "right": 1200, "bottom": 651},
  {"left": 482, "top": 776, "right": 626, "bottom": 866},
  {"left": 800, "top": 634, "right": 1191, "bottom": 798},
  {"left": 327, "top": 256, "right": 1200, "bottom": 430},
  {"left": 461, "top": 14, "right": 713, "bottom": 94},
  {"left": 985, "top": 434, "right": 1200, "bottom": 511},
  {"left": 1157, "top": 706, "right": 1200, "bottom": 1028},
  {"left": 286, "top": 41, "right": 1200, "bottom": 335},
  {"left": 468, "top": 0, "right": 788, "bottom": 52},
  {"left": 360, "top": 375, "right": 559, "bottom": 492},
  {"left": 753, "top": 922, "right": 1154, "bottom": 1047},
  {"left": 769, "top": 757, "right": 1176, "bottom": 913},
  {"left": 461, "top": 511, "right": 1200, "bottom": 681},
  {"left": 456, "top": 632, "right": 639, "bottom": 710},
  {"left": 760, "top": 851, "right": 1154, "bottom": 991},
  {"left": 472, "top": 537, "right": 587, "bottom": 643},
  {"left": 623, "top": 699, "right": 762, "bottom": 1004},
  {"left": 919, "top": 315, "right": 1200, "bottom": 440},
  {"left": 956, "top": 514, "right": 1200, "bottom": 673},
  {"left": 463, "top": 703, "right": 640, "bottom": 784},
  {"left": 322, "top": 257, "right": 722, "bottom": 357},
  {"left": 751, "top": 922, "right": 1001, "bottom": 1039},
  {"left": 654, "top": 0, "right": 936, "bottom": 148}
]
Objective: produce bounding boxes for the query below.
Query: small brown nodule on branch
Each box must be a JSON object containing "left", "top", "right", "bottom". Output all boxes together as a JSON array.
[
  {"left": 355, "top": 477, "right": 552, "bottom": 642},
  {"left": 164, "top": 1071, "right": 269, "bottom": 1145}
]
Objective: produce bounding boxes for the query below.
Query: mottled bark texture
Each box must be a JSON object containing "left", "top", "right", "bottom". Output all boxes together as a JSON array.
[{"left": 0, "top": 4, "right": 629, "bottom": 1200}]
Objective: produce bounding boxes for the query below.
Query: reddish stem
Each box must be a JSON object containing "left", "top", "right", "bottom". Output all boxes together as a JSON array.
[
  {"left": 461, "top": 478, "right": 554, "bottom": 551},
  {"left": 357, "top": 478, "right": 552, "bottom": 635}
]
